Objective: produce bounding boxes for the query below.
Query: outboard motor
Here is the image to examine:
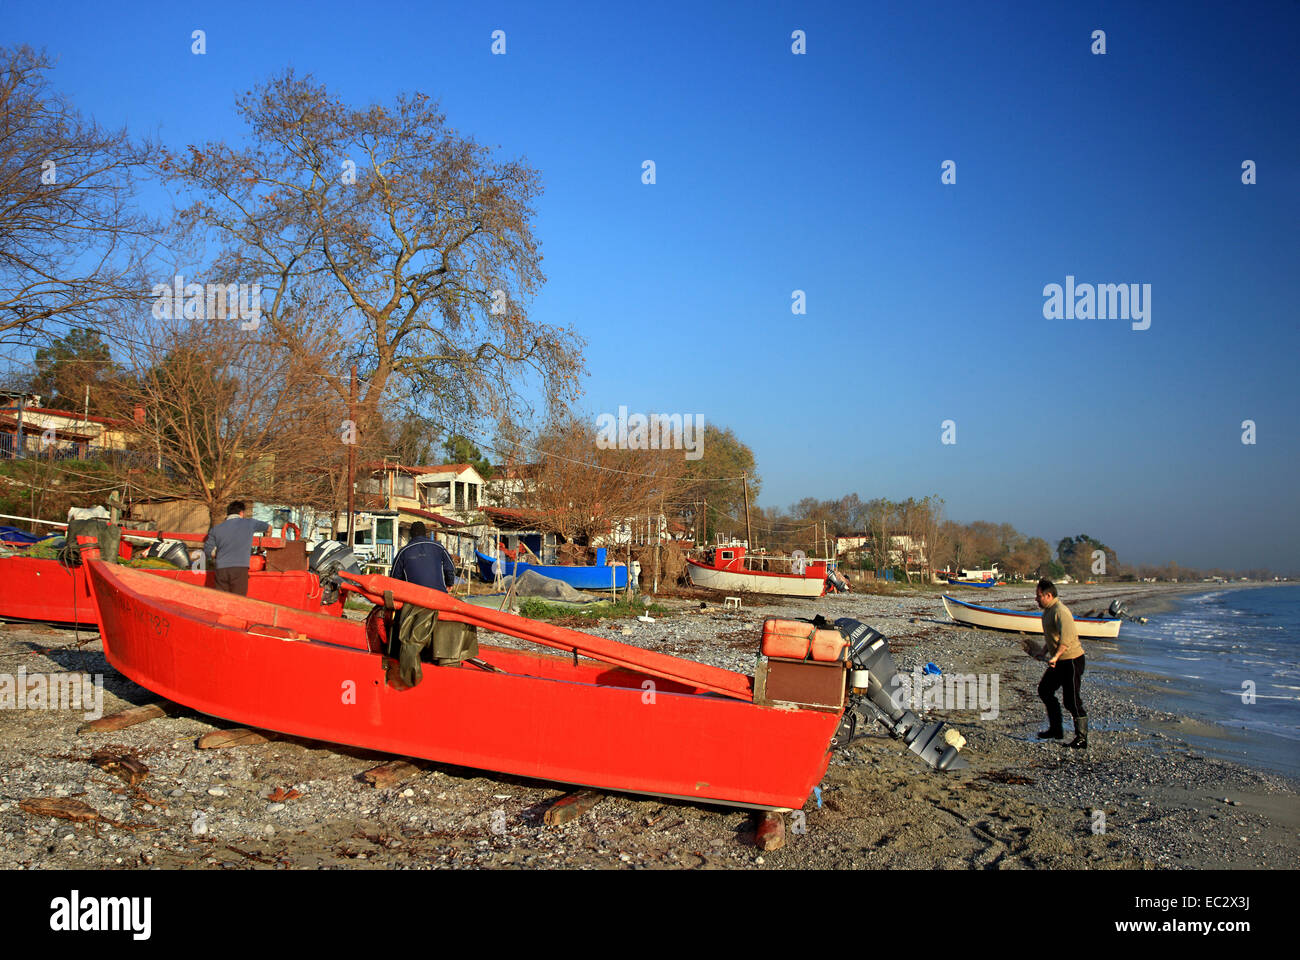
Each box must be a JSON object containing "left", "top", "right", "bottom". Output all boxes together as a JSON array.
[
  {"left": 1107, "top": 599, "right": 1126, "bottom": 618},
  {"left": 310, "top": 541, "right": 362, "bottom": 605},
  {"left": 835, "top": 617, "right": 969, "bottom": 772},
  {"left": 141, "top": 539, "right": 191, "bottom": 569}
]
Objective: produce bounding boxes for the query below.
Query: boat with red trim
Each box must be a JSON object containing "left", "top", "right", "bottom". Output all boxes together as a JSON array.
[{"left": 685, "top": 544, "right": 827, "bottom": 598}]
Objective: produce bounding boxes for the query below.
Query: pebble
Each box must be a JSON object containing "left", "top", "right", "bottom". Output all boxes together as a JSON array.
[
  {"left": 402, "top": 788, "right": 415, "bottom": 798},
  {"left": 756, "top": 857, "right": 765, "bottom": 865},
  {"left": 266, "top": 803, "right": 286, "bottom": 813},
  {"left": 208, "top": 787, "right": 226, "bottom": 797},
  {"left": 170, "top": 788, "right": 184, "bottom": 798},
  {"left": 264, "top": 825, "right": 275, "bottom": 837}
]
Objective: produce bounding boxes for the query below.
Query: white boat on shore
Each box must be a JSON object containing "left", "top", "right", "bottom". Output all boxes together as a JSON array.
[
  {"left": 942, "top": 594, "right": 1122, "bottom": 639},
  {"left": 686, "top": 545, "right": 827, "bottom": 598}
]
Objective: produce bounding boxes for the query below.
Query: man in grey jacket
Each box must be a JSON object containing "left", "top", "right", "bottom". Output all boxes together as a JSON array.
[{"left": 203, "top": 501, "right": 269, "bottom": 595}]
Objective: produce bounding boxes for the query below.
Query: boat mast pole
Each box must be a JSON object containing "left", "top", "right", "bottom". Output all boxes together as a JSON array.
[{"left": 346, "top": 365, "right": 357, "bottom": 550}]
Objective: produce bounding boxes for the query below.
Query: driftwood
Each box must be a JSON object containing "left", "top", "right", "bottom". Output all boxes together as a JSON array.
[
  {"left": 543, "top": 789, "right": 604, "bottom": 826},
  {"left": 196, "top": 728, "right": 277, "bottom": 750},
  {"left": 19, "top": 797, "right": 101, "bottom": 822},
  {"left": 361, "top": 760, "right": 426, "bottom": 790},
  {"left": 78, "top": 702, "right": 178, "bottom": 733},
  {"left": 90, "top": 747, "right": 149, "bottom": 787}
]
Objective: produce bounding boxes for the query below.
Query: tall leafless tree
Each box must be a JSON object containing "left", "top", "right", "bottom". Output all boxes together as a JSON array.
[
  {"left": 0, "top": 46, "right": 154, "bottom": 345},
  {"left": 156, "top": 69, "right": 584, "bottom": 442}
]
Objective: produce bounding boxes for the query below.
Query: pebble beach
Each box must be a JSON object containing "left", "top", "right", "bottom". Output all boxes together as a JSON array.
[{"left": 1, "top": 581, "right": 1296, "bottom": 870}]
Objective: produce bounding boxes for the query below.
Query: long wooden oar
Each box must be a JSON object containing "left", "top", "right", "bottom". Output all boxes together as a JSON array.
[{"left": 338, "top": 571, "right": 754, "bottom": 702}]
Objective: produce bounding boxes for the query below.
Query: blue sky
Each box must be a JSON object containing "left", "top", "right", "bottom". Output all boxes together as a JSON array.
[{"left": 4, "top": 1, "right": 1298, "bottom": 572}]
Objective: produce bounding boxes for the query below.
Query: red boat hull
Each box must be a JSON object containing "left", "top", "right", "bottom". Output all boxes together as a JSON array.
[
  {"left": 85, "top": 562, "right": 839, "bottom": 810},
  {"left": 0, "top": 557, "right": 342, "bottom": 626}
]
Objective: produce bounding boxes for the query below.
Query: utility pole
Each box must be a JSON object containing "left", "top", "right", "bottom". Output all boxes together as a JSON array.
[
  {"left": 654, "top": 495, "right": 664, "bottom": 593},
  {"left": 346, "top": 365, "right": 357, "bottom": 549},
  {"left": 742, "top": 473, "right": 753, "bottom": 549}
]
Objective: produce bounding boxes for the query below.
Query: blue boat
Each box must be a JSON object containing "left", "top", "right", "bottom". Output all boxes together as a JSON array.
[
  {"left": 476, "top": 547, "right": 627, "bottom": 590},
  {"left": 947, "top": 577, "right": 997, "bottom": 588}
]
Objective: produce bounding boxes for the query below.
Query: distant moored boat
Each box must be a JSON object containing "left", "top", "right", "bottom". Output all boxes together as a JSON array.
[{"left": 942, "top": 594, "right": 1122, "bottom": 639}]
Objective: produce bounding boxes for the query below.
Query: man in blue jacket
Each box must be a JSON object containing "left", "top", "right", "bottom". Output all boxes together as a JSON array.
[
  {"left": 203, "top": 501, "right": 270, "bottom": 595},
  {"left": 386, "top": 522, "right": 474, "bottom": 680},
  {"left": 390, "top": 522, "right": 456, "bottom": 592}
]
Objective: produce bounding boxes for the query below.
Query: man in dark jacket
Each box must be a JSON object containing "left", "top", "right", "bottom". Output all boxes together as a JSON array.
[
  {"left": 390, "top": 522, "right": 457, "bottom": 592},
  {"left": 203, "top": 501, "right": 270, "bottom": 595}
]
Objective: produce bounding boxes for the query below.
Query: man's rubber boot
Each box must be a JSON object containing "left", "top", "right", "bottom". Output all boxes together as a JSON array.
[
  {"left": 1037, "top": 700, "right": 1064, "bottom": 739},
  {"left": 1068, "top": 715, "right": 1088, "bottom": 749}
]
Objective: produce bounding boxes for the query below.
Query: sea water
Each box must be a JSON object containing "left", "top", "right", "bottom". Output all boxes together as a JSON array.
[{"left": 1101, "top": 585, "right": 1300, "bottom": 778}]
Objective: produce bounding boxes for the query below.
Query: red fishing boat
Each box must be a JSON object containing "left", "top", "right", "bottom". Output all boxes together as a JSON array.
[
  {"left": 82, "top": 551, "right": 969, "bottom": 809},
  {"left": 0, "top": 557, "right": 343, "bottom": 627},
  {"left": 0, "top": 531, "right": 342, "bottom": 626}
]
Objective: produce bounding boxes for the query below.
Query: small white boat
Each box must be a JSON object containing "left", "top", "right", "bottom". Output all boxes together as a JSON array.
[{"left": 942, "top": 595, "right": 1122, "bottom": 639}]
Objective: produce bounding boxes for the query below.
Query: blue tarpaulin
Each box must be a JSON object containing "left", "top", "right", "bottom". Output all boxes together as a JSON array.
[{"left": 0, "top": 525, "right": 43, "bottom": 544}]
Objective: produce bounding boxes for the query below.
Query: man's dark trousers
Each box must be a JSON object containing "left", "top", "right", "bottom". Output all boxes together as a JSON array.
[
  {"left": 1039, "top": 655, "right": 1086, "bottom": 731},
  {"left": 214, "top": 567, "right": 250, "bottom": 596}
]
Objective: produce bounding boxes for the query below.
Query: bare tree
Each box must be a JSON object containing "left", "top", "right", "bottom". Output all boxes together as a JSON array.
[
  {"left": 157, "top": 69, "right": 584, "bottom": 440},
  {"left": 865, "top": 498, "right": 897, "bottom": 575},
  {"left": 915, "top": 495, "right": 946, "bottom": 582},
  {"left": 0, "top": 46, "right": 154, "bottom": 344},
  {"left": 520, "top": 412, "right": 684, "bottom": 544},
  {"left": 112, "top": 309, "right": 342, "bottom": 527}
]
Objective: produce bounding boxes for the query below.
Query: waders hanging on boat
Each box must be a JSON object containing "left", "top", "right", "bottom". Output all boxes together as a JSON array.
[{"left": 388, "top": 605, "right": 479, "bottom": 687}]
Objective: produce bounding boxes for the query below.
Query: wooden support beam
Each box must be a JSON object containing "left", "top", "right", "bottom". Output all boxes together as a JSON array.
[
  {"left": 543, "top": 789, "right": 605, "bottom": 826},
  {"left": 196, "top": 728, "right": 277, "bottom": 750},
  {"left": 78, "top": 702, "right": 177, "bottom": 733},
  {"left": 361, "top": 759, "right": 426, "bottom": 790},
  {"left": 755, "top": 811, "right": 786, "bottom": 851}
]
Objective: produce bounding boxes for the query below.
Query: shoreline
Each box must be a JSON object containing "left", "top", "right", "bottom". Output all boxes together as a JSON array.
[{"left": 0, "top": 581, "right": 1295, "bottom": 870}]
